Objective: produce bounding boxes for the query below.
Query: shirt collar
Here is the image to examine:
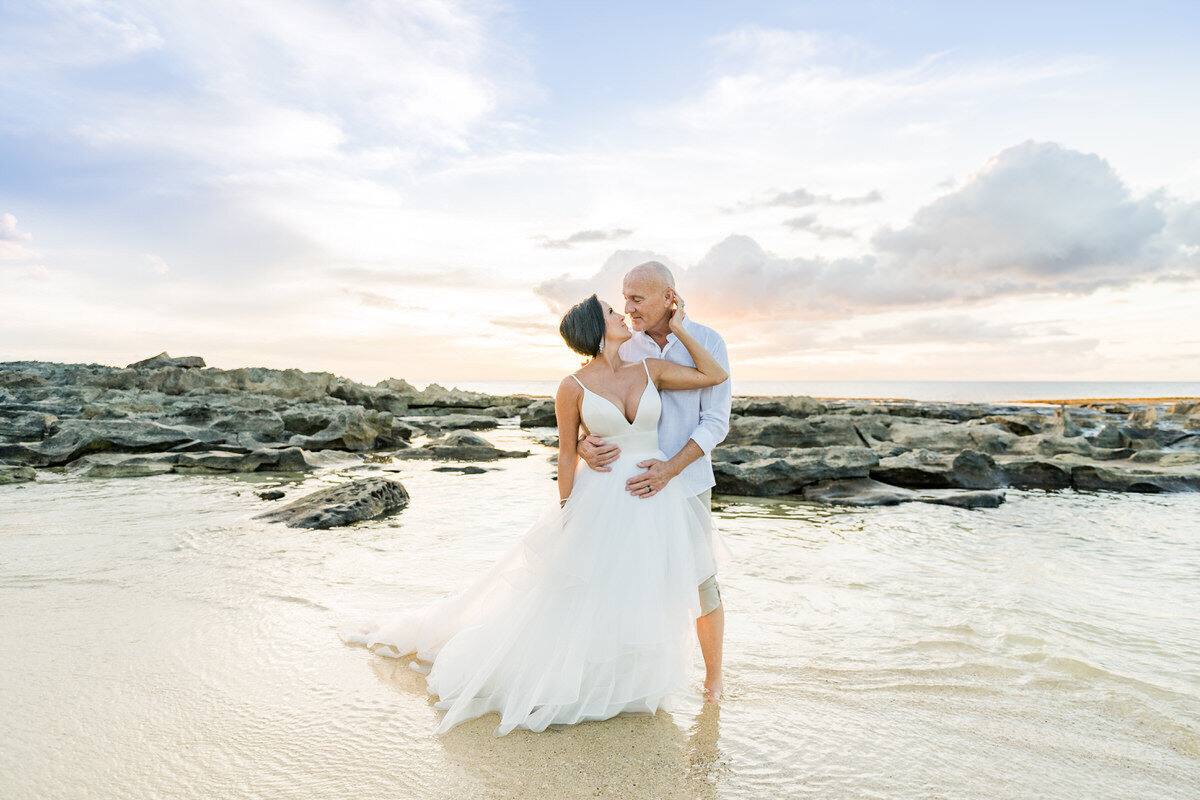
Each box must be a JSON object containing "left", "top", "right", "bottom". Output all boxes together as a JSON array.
[{"left": 636, "top": 316, "right": 691, "bottom": 354}]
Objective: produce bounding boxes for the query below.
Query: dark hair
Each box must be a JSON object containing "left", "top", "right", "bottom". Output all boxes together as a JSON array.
[{"left": 559, "top": 294, "right": 605, "bottom": 358}]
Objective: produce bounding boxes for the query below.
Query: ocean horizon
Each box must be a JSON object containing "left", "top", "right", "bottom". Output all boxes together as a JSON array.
[{"left": 408, "top": 379, "right": 1200, "bottom": 403}]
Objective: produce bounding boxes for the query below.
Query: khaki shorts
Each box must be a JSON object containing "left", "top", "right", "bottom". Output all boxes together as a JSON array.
[{"left": 696, "top": 489, "right": 722, "bottom": 616}]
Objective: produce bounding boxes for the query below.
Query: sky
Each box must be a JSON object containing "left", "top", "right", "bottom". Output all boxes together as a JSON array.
[{"left": 2, "top": 0, "right": 1199, "bottom": 384}]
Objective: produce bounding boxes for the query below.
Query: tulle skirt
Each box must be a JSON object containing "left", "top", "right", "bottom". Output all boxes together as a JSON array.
[{"left": 337, "top": 448, "right": 732, "bottom": 737}]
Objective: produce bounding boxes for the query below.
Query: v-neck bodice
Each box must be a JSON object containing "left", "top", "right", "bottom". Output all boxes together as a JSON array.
[{"left": 571, "top": 359, "right": 661, "bottom": 455}]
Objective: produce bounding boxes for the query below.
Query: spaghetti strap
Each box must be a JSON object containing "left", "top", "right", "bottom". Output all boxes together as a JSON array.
[
  {"left": 569, "top": 374, "right": 587, "bottom": 391},
  {"left": 641, "top": 358, "right": 651, "bottom": 381}
]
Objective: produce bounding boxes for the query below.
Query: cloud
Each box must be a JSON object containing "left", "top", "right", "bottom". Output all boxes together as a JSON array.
[
  {"left": 143, "top": 253, "right": 169, "bottom": 274},
  {"left": 537, "top": 141, "right": 1200, "bottom": 324},
  {"left": 323, "top": 264, "right": 506, "bottom": 289},
  {"left": 675, "top": 27, "right": 1098, "bottom": 145},
  {"left": 870, "top": 140, "right": 1172, "bottom": 292},
  {"left": 489, "top": 317, "right": 558, "bottom": 335},
  {"left": 534, "top": 249, "right": 673, "bottom": 310},
  {"left": 0, "top": 213, "right": 35, "bottom": 259},
  {"left": 783, "top": 213, "right": 856, "bottom": 239},
  {"left": 836, "top": 315, "right": 1029, "bottom": 345},
  {"left": 338, "top": 287, "right": 400, "bottom": 310},
  {"left": 1166, "top": 200, "right": 1200, "bottom": 248},
  {"left": 535, "top": 228, "right": 634, "bottom": 250},
  {"left": 1, "top": 1, "right": 514, "bottom": 159},
  {"left": 739, "top": 188, "right": 882, "bottom": 210}
]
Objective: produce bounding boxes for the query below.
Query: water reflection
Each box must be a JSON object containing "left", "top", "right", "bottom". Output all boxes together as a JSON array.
[{"left": 2, "top": 447, "right": 1199, "bottom": 799}]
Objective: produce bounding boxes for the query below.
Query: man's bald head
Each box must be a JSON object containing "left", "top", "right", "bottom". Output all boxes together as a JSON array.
[
  {"left": 622, "top": 261, "right": 677, "bottom": 335},
  {"left": 625, "top": 261, "right": 675, "bottom": 291}
]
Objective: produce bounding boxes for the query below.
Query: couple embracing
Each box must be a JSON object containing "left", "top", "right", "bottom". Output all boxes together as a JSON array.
[{"left": 341, "top": 261, "right": 734, "bottom": 737}]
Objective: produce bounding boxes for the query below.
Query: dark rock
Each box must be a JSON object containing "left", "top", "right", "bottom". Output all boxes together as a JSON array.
[
  {"left": 412, "top": 413, "right": 500, "bottom": 432},
  {"left": 1093, "top": 423, "right": 1130, "bottom": 449},
  {"left": 287, "top": 407, "right": 393, "bottom": 451},
  {"left": 1045, "top": 406, "right": 1082, "bottom": 437},
  {"left": 127, "top": 352, "right": 207, "bottom": 370},
  {"left": 31, "top": 419, "right": 197, "bottom": 466},
  {"left": 730, "top": 396, "right": 826, "bottom": 417},
  {"left": 887, "top": 420, "right": 1016, "bottom": 454},
  {"left": 712, "top": 446, "right": 878, "bottom": 496},
  {"left": 257, "top": 490, "right": 286, "bottom": 500},
  {"left": 1128, "top": 450, "right": 1200, "bottom": 466},
  {"left": 395, "top": 430, "right": 530, "bottom": 462},
  {"left": 983, "top": 413, "right": 1045, "bottom": 436},
  {"left": 994, "top": 457, "right": 1072, "bottom": 489},
  {"left": 870, "top": 449, "right": 956, "bottom": 488},
  {"left": 520, "top": 399, "right": 557, "bottom": 428},
  {"left": 431, "top": 465, "right": 489, "bottom": 474},
  {"left": 723, "top": 415, "right": 865, "bottom": 448},
  {"left": 1169, "top": 400, "right": 1200, "bottom": 417},
  {"left": 802, "top": 477, "right": 914, "bottom": 505},
  {"left": 174, "top": 451, "right": 247, "bottom": 473},
  {"left": 0, "top": 410, "right": 60, "bottom": 441},
  {"left": 711, "top": 445, "right": 776, "bottom": 464},
  {"left": 1070, "top": 464, "right": 1200, "bottom": 493},
  {"left": 950, "top": 450, "right": 1006, "bottom": 489},
  {"left": 253, "top": 476, "right": 410, "bottom": 529},
  {"left": 1127, "top": 407, "right": 1158, "bottom": 425},
  {"left": 66, "top": 452, "right": 181, "bottom": 478},
  {"left": 0, "top": 465, "right": 37, "bottom": 484},
  {"left": 238, "top": 447, "right": 318, "bottom": 473},
  {"left": 1008, "top": 433, "right": 1133, "bottom": 460}
]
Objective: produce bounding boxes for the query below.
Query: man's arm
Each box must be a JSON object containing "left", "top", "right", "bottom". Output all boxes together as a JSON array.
[{"left": 684, "top": 332, "right": 732, "bottom": 456}]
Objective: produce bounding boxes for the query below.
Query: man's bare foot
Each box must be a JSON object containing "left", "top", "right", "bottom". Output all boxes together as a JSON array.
[{"left": 703, "top": 676, "right": 724, "bottom": 702}]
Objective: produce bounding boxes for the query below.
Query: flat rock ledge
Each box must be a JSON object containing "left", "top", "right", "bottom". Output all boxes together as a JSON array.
[
  {"left": 711, "top": 396, "right": 1200, "bottom": 504},
  {"left": 253, "top": 477, "right": 410, "bottom": 529},
  {"left": 0, "top": 356, "right": 541, "bottom": 480},
  {"left": 4, "top": 358, "right": 1197, "bottom": 506}
]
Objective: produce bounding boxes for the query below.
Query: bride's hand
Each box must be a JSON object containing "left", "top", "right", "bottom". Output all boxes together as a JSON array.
[{"left": 667, "top": 291, "right": 687, "bottom": 334}]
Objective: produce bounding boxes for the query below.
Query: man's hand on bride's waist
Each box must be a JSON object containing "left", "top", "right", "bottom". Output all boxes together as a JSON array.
[
  {"left": 626, "top": 458, "right": 680, "bottom": 499},
  {"left": 578, "top": 434, "right": 620, "bottom": 472}
]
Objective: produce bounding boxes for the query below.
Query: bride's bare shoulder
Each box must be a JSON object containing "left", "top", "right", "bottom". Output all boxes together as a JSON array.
[{"left": 556, "top": 373, "right": 584, "bottom": 397}]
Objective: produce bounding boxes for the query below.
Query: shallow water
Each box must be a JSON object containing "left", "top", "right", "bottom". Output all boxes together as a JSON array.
[{"left": 2, "top": 426, "right": 1198, "bottom": 799}]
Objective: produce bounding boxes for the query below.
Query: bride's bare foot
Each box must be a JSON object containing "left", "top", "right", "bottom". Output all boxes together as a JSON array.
[{"left": 703, "top": 675, "right": 724, "bottom": 702}]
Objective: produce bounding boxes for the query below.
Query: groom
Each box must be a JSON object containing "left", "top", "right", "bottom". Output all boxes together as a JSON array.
[{"left": 577, "top": 260, "right": 732, "bottom": 702}]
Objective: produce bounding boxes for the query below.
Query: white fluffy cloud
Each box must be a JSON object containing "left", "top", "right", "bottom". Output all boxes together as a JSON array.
[
  {"left": 0, "top": 214, "right": 36, "bottom": 260},
  {"left": 535, "top": 141, "right": 1200, "bottom": 325},
  {"left": 871, "top": 141, "right": 1171, "bottom": 291}
]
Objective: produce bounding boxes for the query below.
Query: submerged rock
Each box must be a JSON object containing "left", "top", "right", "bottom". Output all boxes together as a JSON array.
[
  {"left": 801, "top": 477, "right": 1006, "bottom": 508},
  {"left": 395, "top": 430, "right": 530, "bottom": 462},
  {"left": 0, "top": 465, "right": 37, "bottom": 484},
  {"left": 253, "top": 476, "right": 410, "bottom": 529}
]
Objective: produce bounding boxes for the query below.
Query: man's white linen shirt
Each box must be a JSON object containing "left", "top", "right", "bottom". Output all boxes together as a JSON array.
[{"left": 618, "top": 317, "right": 732, "bottom": 496}]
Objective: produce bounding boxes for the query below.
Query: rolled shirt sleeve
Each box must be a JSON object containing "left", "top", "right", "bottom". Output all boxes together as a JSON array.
[{"left": 686, "top": 332, "right": 731, "bottom": 455}]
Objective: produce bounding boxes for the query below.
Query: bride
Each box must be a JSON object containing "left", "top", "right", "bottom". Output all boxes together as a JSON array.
[{"left": 338, "top": 291, "right": 731, "bottom": 737}]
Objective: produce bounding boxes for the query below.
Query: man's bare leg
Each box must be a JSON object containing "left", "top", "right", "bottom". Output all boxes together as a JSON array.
[{"left": 697, "top": 602, "right": 724, "bottom": 701}]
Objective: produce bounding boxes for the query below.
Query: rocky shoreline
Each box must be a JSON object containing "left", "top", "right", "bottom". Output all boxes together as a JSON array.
[{"left": 3, "top": 353, "right": 1199, "bottom": 519}]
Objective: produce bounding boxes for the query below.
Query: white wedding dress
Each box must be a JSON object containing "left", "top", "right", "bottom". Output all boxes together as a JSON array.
[{"left": 338, "top": 358, "right": 732, "bottom": 737}]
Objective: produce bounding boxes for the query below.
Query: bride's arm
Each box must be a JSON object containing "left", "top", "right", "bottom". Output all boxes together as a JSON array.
[
  {"left": 649, "top": 300, "right": 728, "bottom": 391},
  {"left": 554, "top": 377, "right": 583, "bottom": 505}
]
